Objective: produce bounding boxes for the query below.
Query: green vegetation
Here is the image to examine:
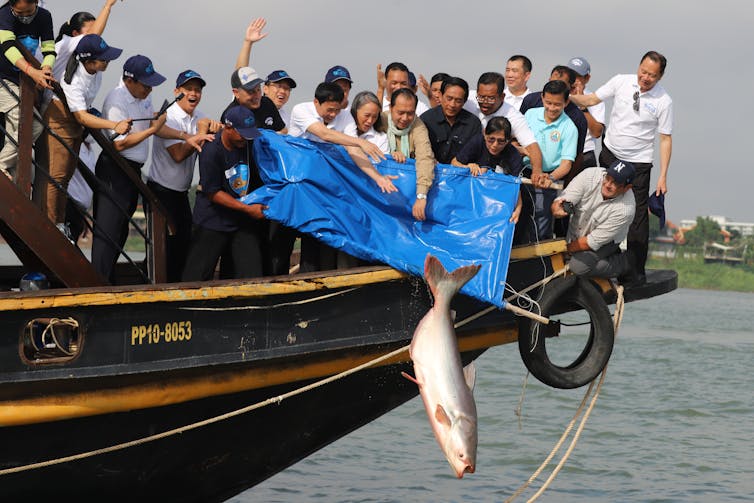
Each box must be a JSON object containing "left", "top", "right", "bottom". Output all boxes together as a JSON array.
[{"left": 648, "top": 254, "right": 754, "bottom": 292}]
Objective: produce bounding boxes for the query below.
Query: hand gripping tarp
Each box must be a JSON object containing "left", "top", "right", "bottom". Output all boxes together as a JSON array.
[{"left": 242, "top": 130, "right": 519, "bottom": 308}]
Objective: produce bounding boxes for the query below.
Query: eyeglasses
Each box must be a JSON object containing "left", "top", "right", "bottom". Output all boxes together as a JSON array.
[
  {"left": 633, "top": 91, "right": 640, "bottom": 113},
  {"left": 485, "top": 136, "right": 509, "bottom": 146},
  {"left": 476, "top": 95, "right": 498, "bottom": 104}
]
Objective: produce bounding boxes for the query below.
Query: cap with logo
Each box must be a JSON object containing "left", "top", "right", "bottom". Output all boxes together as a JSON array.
[
  {"left": 567, "top": 57, "right": 591, "bottom": 77},
  {"left": 224, "top": 105, "right": 261, "bottom": 140},
  {"left": 606, "top": 160, "right": 636, "bottom": 185},
  {"left": 231, "top": 67, "right": 264, "bottom": 91},
  {"left": 325, "top": 65, "right": 352, "bottom": 83},
  {"left": 74, "top": 34, "right": 122, "bottom": 62},
  {"left": 266, "top": 70, "right": 297, "bottom": 88},
  {"left": 176, "top": 69, "right": 206, "bottom": 88},
  {"left": 123, "top": 55, "right": 166, "bottom": 87}
]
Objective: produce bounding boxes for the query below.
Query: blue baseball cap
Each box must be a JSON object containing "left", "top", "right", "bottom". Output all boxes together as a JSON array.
[
  {"left": 75, "top": 34, "right": 122, "bottom": 62},
  {"left": 606, "top": 160, "right": 636, "bottom": 185},
  {"left": 325, "top": 65, "right": 352, "bottom": 83},
  {"left": 224, "top": 105, "right": 260, "bottom": 140},
  {"left": 408, "top": 71, "right": 417, "bottom": 87},
  {"left": 649, "top": 192, "right": 666, "bottom": 229},
  {"left": 176, "top": 69, "right": 206, "bottom": 88},
  {"left": 266, "top": 70, "right": 297, "bottom": 88},
  {"left": 123, "top": 55, "right": 166, "bottom": 87}
]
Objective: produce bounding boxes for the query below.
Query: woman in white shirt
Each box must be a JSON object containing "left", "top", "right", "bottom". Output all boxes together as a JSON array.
[{"left": 42, "top": 34, "right": 130, "bottom": 226}]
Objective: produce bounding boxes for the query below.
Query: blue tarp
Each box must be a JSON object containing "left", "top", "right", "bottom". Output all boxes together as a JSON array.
[{"left": 242, "top": 130, "right": 519, "bottom": 308}]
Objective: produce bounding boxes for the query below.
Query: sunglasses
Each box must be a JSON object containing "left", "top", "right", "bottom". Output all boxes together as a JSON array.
[{"left": 633, "top": 91, "right": 640, "bottom": 113}]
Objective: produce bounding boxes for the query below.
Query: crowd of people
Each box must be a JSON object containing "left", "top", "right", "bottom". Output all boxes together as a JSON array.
[{"left": 1, "top": 1, "right": 673, "bottom": 286}]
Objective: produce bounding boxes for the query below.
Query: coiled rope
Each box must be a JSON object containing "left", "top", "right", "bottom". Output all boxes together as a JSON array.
[{"left": 505, "top": 284, "right": 625, "bottom": 502}]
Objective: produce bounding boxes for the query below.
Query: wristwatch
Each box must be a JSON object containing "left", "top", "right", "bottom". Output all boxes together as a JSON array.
[{"left": 416, "top": 193, "right": 427, "bottom": 200}]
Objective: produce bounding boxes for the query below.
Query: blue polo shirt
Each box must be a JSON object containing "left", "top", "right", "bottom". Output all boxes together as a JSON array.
[{"left": 523, "top": 108, "right": 577, "bottom": 173}]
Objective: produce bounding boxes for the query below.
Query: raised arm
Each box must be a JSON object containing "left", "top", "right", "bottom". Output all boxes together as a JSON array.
[
  {"left": 235, "top": 18, "right": 268, "bottom": 70},
  {"left": 89, "top": 0, "right": 122, "bottom": 36}
]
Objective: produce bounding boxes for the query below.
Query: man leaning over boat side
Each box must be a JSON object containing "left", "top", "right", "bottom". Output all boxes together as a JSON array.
[
  {"left": 181, "top": 106, "right": 268, "bottom": 282},
  {"left": 383, "top": 88, "right": 436, "bottom": 222},
  {"left": 569, "top": 51, "right": 673, "bottom": 285},
  {"left": 146, "top": 70, "right": 220, "bottom": 283},
  {"left": 552, "top": 160, "right": 636, "bottom": 280},
  {"left": 91, "top": 54, "right": 167, "bottom": 284}
]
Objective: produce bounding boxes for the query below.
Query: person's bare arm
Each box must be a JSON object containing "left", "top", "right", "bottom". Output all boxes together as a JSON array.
[
  {"left": 208, "top": 190, "right": 267, "bottom": 219},
  {"left": 89, "top": 0, "right": 121, "bottom": 36},
  {"left": 656, "top": 133, "right": 672, "bottom": 195},
  {"left": 113, "top": 115, "right": 167, "bottom": 152},
  {"left": 306, "top": 122, "right": 385, "bottom": 161},
  {"left": 73, "top": 110, "right": 131, "bottom": 133},
  {"left": 569, "top": 93, "right": 601, "bottom": 108},
  {"left": 234, "top": 17, "right": 268, "bottom": 70}
]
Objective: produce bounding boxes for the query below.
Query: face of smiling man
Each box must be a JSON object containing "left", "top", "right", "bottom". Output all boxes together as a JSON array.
[{"left": 176, "top": 80, "right": 204, "bottom": 115}]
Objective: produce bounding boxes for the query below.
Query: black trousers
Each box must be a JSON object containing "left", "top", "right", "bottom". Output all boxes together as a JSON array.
[
  {"left": 599, "top": 146, "right": 652, "bottom": 274},
  {"left": 91, "top": 153, "right": 142, "bottom": 283},
  {"left": 181, "top": 223, "right": 265, "bottom": 281},
  {"left": 266, "top": 221, "right": 297, "bottom": 276},
  {"left": 147, "top": 181, "right": 192, "bottom": 283}
]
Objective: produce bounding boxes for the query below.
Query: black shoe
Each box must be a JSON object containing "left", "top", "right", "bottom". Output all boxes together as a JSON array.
[{"left": 618, "top": 250, "right": 645, "bottom": 287}]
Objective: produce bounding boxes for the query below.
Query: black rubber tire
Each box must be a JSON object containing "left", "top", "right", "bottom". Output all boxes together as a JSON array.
[{"left": 518, "top": 275, "right": 614, "bottom": 389}]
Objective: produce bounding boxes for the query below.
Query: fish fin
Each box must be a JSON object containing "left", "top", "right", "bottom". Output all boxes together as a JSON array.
[
  {"left": 401, "top": 371, "right": 421, "bottom": 387},
  {"left": 424, "top": 254, "right": 482, "bottom": 304},
  {"left": 435, "top": 404, "right": 452, "bottom": 428},
  {"left": 463, "top": 362, "right": 476, "bottom": 392}
]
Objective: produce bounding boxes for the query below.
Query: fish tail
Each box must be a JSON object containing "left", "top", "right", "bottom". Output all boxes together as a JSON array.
[{"left": 424, "top": 254, "right": 481, "bottom": 306}]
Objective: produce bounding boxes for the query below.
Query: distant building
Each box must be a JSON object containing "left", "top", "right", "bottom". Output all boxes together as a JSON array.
[{"left": 680, "top": 216, "right": 754, "bottom": 237}]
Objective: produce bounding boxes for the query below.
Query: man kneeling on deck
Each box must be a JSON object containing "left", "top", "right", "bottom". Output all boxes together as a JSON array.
[{"left": 552, "top": 160, "right": 636, "bottom": 281}]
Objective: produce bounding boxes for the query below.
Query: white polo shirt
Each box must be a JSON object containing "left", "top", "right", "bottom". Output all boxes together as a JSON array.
[
  {"left": 343, "top": 122, "right": 389, "bottom": 154},
  {"left": 381, "top": 96, "right": 429, "bottom": 115},
  {"left": 52, "top": 34, "right": 83, "bottom": 82},
  {"left": 595, "top": 74, "right": 673, "bottom": 163},
  {"left": 102, "top": 80, "right": 155, "bottom": 163},
  {"left": 278, "top": 106, "right": 290, "bottom": 127},
  {"left": 147, "top": 102, "right": 204, "bottom": 192},
  {"left": 58, "top": 61, "right": 102, "bottom": 113},
  {"left": 503, "top": 87, "right": 533, "bottom": 110},
  {"left": 561, "top": 167, "right": 636, "bottom": 251},
  {"left": 463, "top": 91, "right": 537, "bottom": 147},
  {"left": 288, "top": 101, "right": 352, "bottom": 142},
  {"left": 582, "top": 87, "right": 605, "bottom": 154}
]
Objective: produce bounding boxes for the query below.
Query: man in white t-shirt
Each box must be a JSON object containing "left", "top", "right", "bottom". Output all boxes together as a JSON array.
[
  {"left": 503, "top": 55, "right": 534, "bottom": 110},
  {"left": 570, "top": 51, "right": 673, "bottom": 283},
  {"left": 566, "top": 57, "right": 605, "bottom": 169}
]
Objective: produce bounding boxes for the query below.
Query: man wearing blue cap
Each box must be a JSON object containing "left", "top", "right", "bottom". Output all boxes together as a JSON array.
[
  {"left": 147, "top": 69, "right": 220, "bottom": 282},
  {"left": 264, "top": 69, "right": 296, "bottom": 127},
  {"left": 182, "top": 105, "right": 268, "bottom": 281},
  {"left": 325, "top": 64, "right": 352, "bottom": 111},
  {"left": 92, "top": 53, "right": 168, "bottom": 283},
  {"left": 552, "top": 160, "right": 636, "bottom": 279}
]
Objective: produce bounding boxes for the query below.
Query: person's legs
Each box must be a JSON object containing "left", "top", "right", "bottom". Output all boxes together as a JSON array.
[
  {"left": 182, "top": 226, "right": 230, "bottom": 281},
  {"left": 147, "top": 181, "right": 192, "bottom": 282},
  {"left": 230, "top": 223, "right": 265, "bottom": 279},
  {"left": 627, "top": 162, "right": 653, "bottom": 277}
]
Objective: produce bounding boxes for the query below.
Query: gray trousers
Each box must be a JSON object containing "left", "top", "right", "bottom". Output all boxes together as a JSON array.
[{"left": 569, "top": 243, "right": 630, "bottom": 279}]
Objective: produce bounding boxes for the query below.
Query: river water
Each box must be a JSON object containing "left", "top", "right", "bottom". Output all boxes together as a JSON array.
[{"left": 238, "top": 288, "right": 754, "bottom": 502}]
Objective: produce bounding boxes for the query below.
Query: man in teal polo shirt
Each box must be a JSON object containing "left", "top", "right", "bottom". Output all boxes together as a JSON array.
[{"left": 522, "top": 80, "right": 577, "bottom": 240}]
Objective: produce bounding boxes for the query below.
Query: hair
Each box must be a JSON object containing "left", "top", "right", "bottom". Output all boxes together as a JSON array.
[
  {"left": 441, "top": 76, "right": 469, "bottom": 100},
  {"left": 56, "top": 11, "right": 95, "bottom": 42},
  {"left": 314, "top": 81, "right": 345, "bottom": 104},
  {"left": 485, "top": 116, "right": 512, "bottom": 138},
  {"left": 542, "top": 79, "right": 570, "bottom": 101},
  {"left": 477, "top": 72, "right": 505, "bottom": 94},
  {"left": 384, "top": 61, "right": 409, "bottom": 79},
  {"left": 9, "top": 0, "right": 38, "bottom": 6},
  {"left": 550, "top": 65, "right": 577, "bottom": 87},
  {"left": 350, "top": 91, "right": 384, "bottom": 132},
  {"left": 430, "top": 72, "right": 450, "bottom": 85},
  {"left": 641, "top": 50, "right": 667, "bottom": 76},
  {"left": 508, "top": 54, "right": 533, "bottom": 73},
  {"left": 390, "top": 88, "right": 418, "bottom": 108}
]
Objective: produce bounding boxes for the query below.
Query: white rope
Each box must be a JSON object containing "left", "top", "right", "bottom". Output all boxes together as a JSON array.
[
  {"left": 506, "top": 285, "right": 625, "bottom": 502},
  {"left": 178, "top": 287, "right": 359, "bottom": 311}
]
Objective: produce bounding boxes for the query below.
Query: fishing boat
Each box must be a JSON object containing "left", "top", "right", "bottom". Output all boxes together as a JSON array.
[{"left": 0, "top": 51, "right": 676, "bottom": 502}]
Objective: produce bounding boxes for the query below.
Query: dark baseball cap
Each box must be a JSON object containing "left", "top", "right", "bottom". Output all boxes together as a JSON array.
[
  {"left": 176, "top": 69, "right": 206, "bottom": 88},
  {"left": 224, "top": 105, "right": 261, "bottom": 140},
  {"left": 123, "top": 55, "right": 166, "bottom": 87},
  {"left": 408, "top": 71, "right": 417, "bottom": 87},
  {"left": 567, "top": 57, "right": 591, "bottom": 77},
  {"left": 266, "top": 69, "right": 297, "bottom": 88},
  {"left": 649, "top": 192, "right": 666, "bottom": 229},
  {"left": 75, "top": 34, "right": 122, "bottom": 62},
  {"left": 231, "top": 66, "right": 264, "bottom": 91},
  {"left": 606, "top": 160, "right": 636, "bottom": 185},
  {"left": 325, "top": 65, "right": 352, "bottom": 83}
]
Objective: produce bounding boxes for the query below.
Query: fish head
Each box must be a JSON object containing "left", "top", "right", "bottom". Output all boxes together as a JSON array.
[{"left": 440, "top": 412, "right": 478, "bottom": 478}]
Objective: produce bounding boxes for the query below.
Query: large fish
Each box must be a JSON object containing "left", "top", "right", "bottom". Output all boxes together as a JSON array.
[{"left": 404, "top": 254, "right": 481, "bottom": 478}]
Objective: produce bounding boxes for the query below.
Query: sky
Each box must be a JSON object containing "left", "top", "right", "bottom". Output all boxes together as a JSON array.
[{"left": 42, "top": 0, "right": 754, "bottom": 224}]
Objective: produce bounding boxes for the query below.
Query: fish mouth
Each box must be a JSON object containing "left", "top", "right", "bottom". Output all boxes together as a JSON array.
[{"left": 455, "top": 464, "right": 475, "bottom": 478}]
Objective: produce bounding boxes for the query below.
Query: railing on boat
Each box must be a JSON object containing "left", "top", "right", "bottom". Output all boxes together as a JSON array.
[{"left": 0, "top": 43, "right": 173, "bottom": 287}]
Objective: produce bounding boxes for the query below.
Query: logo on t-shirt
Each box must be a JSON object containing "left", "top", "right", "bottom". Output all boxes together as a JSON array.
[
  {"left": 549, "top": 131, "right": 561, "bottom": 143},
  {"left": 264, "top": 116, "right": 274, "bottom": 126},
  {"left": 225, "top": 162, "right": 250, "bottom": 197}
]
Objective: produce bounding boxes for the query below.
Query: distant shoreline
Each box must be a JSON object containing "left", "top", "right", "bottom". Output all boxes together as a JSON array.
[{"left": 647, "top": 256, "right": 754, "bottom": 292}]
